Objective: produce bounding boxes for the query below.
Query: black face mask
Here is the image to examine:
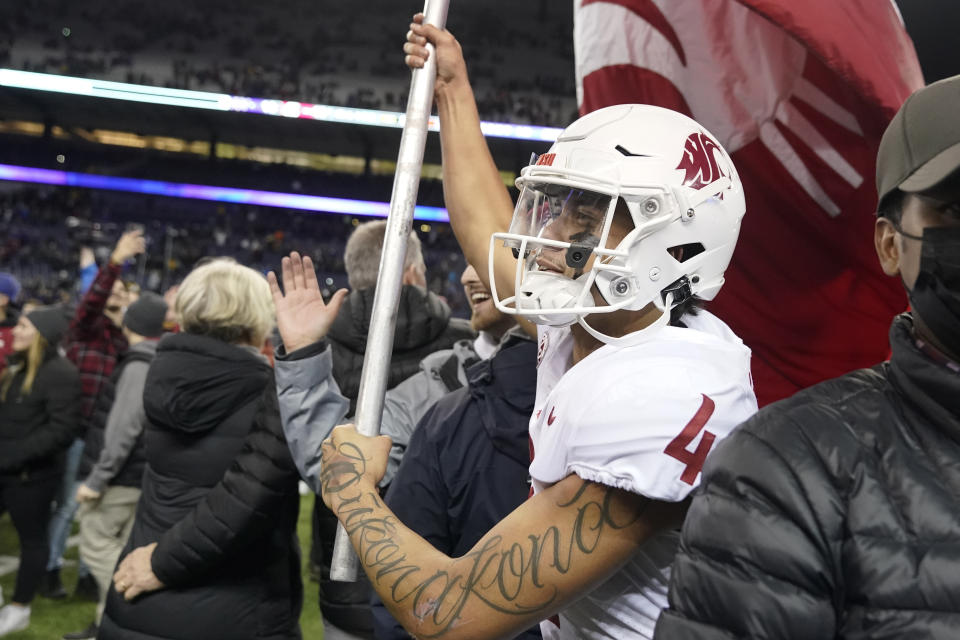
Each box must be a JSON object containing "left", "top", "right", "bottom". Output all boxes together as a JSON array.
[{"left": 905, "top": 226, "right": 960, "bottom": 357}]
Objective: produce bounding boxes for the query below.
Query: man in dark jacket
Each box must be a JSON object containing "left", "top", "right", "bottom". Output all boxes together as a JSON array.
[
  {"left": 64, "top": 293, "right": 168, "bottom": 640},
  {"left": 371, "top": 329, "right": 541, "bottom": 640},
  {"left": 328, "top": 220, "right": 475, "bottom": 414},
  {"left": 655, "top": 75, "right": 960, "bottom": 639},
  {"left": 378, "top": 264, "right": 518, "bottom": 488},
  {"left": 273, "top": 223, "right": 473, "bottom": 639}
]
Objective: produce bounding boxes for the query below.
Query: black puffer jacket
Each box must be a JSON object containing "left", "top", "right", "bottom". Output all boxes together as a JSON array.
[
  {"left": 328, "top": 285, "right": 475, "bottom": 416},
  {"left": 0, "top": 347, "right": 80, "bottom": 479},
  {"left": 100, "top": 334, "right": 302, "bottom": 640},
  {"left": 656, "top": 314, "right": 960, "bottom": 639}
]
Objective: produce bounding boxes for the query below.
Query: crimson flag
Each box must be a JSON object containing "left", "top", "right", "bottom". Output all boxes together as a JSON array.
[{"left": 574, "top": 0, "right": 924, "bottom": 406}]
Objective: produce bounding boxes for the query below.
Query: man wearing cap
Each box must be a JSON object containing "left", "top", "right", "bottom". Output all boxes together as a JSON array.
[
  {"left": 64, "top": 292, "right": 168, "bottom": 640},
  {"left": 0, "top": 272, "right": 22, "bottom": 372},
  {"left": 654, "top": 75, "right": 960, "bottom": 638}
]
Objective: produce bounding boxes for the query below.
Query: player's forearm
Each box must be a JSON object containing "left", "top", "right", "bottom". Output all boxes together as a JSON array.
[
  {"left": 324, "top": 459, "right": 655, "bottom": 640},
  {"left": 324, "top": 476, "right": 473, "bottom": 639},
  {"left": 436, "top": 77, "right": 515, "bottom": 295}
]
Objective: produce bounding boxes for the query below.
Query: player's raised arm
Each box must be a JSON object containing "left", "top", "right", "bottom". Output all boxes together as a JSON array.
[
  {"left": 404, "top": 16, "right": 520, "bottom": 312},
  {"left": 320, "top": 423, "right": 685, "bottom": 640}
]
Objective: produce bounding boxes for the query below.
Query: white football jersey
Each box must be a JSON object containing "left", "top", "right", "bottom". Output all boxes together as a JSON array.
[{"left": 530, "top": 310, "right": 757, "bottom": 639}]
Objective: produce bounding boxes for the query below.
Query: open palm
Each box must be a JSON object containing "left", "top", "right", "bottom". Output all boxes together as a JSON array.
[{"left": 268, "top": 251, "right": 348, "bottom": 353}]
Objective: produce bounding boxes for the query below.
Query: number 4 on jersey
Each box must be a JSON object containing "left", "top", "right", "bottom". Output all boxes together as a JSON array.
[{"left": 664, "top": 394, "right": 717, "bottom": 485}]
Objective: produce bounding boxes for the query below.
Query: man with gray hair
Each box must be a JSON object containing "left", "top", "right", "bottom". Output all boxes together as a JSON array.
[
  {"left": 274, "top": 219, "right": 473, "bottom": 639},
  {"left": 329, "top": 220, "right": 447, "bottom": 408},
  {"left": 343, "top": 219, "right": 426, "bottom": 293}
]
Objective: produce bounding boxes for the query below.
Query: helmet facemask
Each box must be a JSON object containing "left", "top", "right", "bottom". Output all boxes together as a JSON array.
[{"left": 490, "top": 170, "right": 685, "bottom": 328}]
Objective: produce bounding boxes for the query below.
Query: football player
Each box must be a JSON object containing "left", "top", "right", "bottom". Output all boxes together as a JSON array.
[{"left": 317, "top": 16, "right": 758, "bottom": 640}]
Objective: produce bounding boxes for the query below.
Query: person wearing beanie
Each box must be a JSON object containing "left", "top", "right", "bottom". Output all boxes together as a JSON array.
[
  {"left": 66, "top": 293, "right": 168, "bottom": 640},
  {"left": 0, "top": 272, "right": 22, "bottom": 373},
  {"left": 0, "top": 307, "right": 81, "bottom": 636}
]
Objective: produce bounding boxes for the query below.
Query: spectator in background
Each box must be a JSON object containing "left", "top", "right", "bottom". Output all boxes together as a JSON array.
[
  {"left": 371, "top": 276, "right": 539, "bottom": 640},
  {"left": 378, "top": 264, "right": 518, "bottom": 488},
  {"left": 0, "top": 307, "right": 81, "bottom": 637},
  {"left": 64, "top": 293, "right": 168, "bottom": 640},
  {"left": 0, "top": 272, "right": 21, "bottom": 372},
  {"left": 44, "top": 230, "right": 144, "bottom": 601},
  {"left": 275, "top": 222, "right": 473, "bottom": 639},
  {"left": 102, "top": 259, "right": 302, "bottom": 640},
  {"left": 655, "top": 75, "right": 960, "bottom": 639},
  {"left": 327, "top": 220, "right": 474, "bottom": 414}
]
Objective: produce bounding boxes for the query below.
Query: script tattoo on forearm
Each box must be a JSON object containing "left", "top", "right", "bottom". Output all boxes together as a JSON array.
[{"left": 320, "top": 440, "right": 648, "bottom": 638}]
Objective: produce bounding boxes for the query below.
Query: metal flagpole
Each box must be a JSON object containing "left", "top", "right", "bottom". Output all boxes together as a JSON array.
[{"left": 329, "top": 0, "right": 450, "bottom": 583}]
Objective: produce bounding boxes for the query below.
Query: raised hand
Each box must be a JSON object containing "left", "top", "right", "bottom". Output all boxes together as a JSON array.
[
  {"left": 267, "top": 251, "right": 348, "bottom": 353},
  {"left": 110, "top": 230, "right": 146, "bottom": 265}
]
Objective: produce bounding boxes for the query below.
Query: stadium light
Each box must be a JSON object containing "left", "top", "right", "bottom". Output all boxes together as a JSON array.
[
  {"left": 0, "top": 69, "right": 562, "bottom": 142},
  {"left": 0, "top": 163, "right": 450, "bottom": 222}
]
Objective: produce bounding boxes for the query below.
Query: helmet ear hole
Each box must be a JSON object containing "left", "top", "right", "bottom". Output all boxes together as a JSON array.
[{"left": 667, "top": 243, "right": 705, "bottom": 263}]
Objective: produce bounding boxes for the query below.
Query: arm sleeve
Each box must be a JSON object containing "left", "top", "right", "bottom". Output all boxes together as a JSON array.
[
  {"left": 0, "top": 364, "right": 81, "bottom": 471},
  {"left": 274, "top": 341, "right": 349, "bottom": 495},
  {"left": 654, "top": 417, "right": 840, "bottom": 639},
  {"left": 69, "top": 262, "right": 121, "bottom": 341},
  {"left": 372, "top": 405, "right": 451, "bottom": 640},
  {"left": 83, "top": 361, "right": 149, "bottom": 493},
  {"left": 79, "top": 262, "right": 98, "bottom": 295},
  {"left": 379, "top": 369, "right": 449, "bottom": 488},
  {"left": 150, "top": 376, "right": 301, "bottom": 586}
]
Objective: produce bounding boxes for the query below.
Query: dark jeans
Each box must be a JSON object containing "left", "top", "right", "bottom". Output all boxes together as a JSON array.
[
  {"left": 48, "top": 436, "right": 89, "bottom": 576},
  {"left": 0, "top": 474, "right": 60, "bottom": 603}
]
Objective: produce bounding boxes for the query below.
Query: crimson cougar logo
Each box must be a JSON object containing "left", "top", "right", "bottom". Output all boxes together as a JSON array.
[{"left": 676, "top": 132, "right": 726, "bottom": 190}]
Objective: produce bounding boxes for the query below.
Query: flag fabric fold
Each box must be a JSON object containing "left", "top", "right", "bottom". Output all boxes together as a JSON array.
[{"left": 574, "top": 0, "right": 924, "bottom": 405}]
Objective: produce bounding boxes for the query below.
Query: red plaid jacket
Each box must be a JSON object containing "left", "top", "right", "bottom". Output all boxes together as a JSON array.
[
  {"left": 0, "top": 321, "right": 14, "bottom": 374},
  {"left": 65, "top": 262, "right": 128, "bottom": 431}
]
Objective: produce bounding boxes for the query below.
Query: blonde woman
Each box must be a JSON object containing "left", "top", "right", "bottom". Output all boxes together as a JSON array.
[
  {"left": 0, "top": 307, "right": 80, "bottom": 636},
  {"left": 101, "top": 260, "right": 304, "bottom": 640}
]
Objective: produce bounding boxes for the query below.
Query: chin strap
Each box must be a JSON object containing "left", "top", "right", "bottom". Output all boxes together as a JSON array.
[{"left": 576, "top": 293, "right": 674, "bottom": 347}]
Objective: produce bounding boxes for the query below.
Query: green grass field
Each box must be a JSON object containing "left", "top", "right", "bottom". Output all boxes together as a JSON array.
[{"left": 0, "top": 493, "right": 325, "bottom": 639}]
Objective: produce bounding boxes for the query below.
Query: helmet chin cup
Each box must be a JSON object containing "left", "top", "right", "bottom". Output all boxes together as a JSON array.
[{"left": 516, "top": 271, "right": 583, "bottom": 327}]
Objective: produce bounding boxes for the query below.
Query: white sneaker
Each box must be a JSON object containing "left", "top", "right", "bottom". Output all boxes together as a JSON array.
[{"left": 0, "top": 604, "right": 30, "bottom": 636}]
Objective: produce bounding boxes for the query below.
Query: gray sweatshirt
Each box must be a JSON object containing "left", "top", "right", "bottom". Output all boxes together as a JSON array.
[{"left": 83, "top": 340, "right": 156, "bottom": 493}]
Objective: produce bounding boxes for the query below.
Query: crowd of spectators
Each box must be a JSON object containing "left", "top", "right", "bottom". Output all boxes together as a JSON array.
[
  {"left": 0, "top": 185, "right": 470, "bottom": 316},
  {"left": 1, "top": 0, "right": 578, "bottom": 126}
]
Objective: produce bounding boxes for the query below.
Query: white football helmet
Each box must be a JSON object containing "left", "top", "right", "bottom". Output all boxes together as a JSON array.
[{"left": 490, "top": 104, "right": 746, "bottom": 342}]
